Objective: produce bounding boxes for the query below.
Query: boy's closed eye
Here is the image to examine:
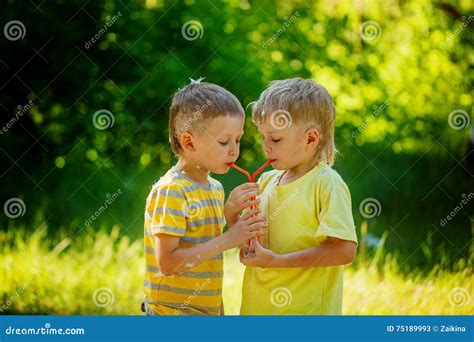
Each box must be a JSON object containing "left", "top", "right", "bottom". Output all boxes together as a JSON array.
[
  {"left": 260, "top": 133, "right": 282, "bottom": 143},
  {"left": 218, "top": 139, "right": 241, "bottom": 146}
]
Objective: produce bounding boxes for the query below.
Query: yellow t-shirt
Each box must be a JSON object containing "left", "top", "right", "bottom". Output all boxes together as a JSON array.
[
  {"left": 143, "top": 166, "right": 225, "bottom": 315},
  {"left": 240, "top": 160, "right": 358, "bottom": 315}
]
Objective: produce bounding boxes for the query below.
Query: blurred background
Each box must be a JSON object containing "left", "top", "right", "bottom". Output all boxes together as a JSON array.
[{"left": 0, "top": 0, "right": 472, "bottom": 315}]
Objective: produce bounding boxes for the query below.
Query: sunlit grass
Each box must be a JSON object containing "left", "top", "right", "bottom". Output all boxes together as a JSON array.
[
  {"left": 0, "top": 226, "right": 143, "bottom": 315},
  {"left": 0, "top": 227, "right": 472, "bottom": 315}
]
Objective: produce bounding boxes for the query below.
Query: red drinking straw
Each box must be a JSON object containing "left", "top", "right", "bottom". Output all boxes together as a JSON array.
[{"left": 228, "top": 160, "right": 274, "bottom": 254}]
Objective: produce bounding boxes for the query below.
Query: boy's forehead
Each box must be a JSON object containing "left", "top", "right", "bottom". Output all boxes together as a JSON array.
[
  {"left": 208, "top": 115, "right": 244, "bottom": 133},
  {"left": 258, "top": 119, "right": 291, "bottom": 134}
]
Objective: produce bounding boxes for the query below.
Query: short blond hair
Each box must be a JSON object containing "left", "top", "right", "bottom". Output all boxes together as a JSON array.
[
  {"left": 251, "top": 78, "right": 337, "bottom": 166},
  {"left": 169, "top": 81, "right": 245, "bottom": 156}
]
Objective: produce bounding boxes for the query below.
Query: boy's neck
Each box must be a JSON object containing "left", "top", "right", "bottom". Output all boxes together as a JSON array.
[
  {"left": 282, "top": 157, "right": 321, "bottom": 184},
  {"left": 175, "top": 158, "right": 210, "bottom": 185}
]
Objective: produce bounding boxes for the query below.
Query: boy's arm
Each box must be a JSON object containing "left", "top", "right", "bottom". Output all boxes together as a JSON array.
[
  {"left": 155, "top": 233, "right": 232, "bottom": 275},
  {"left": 241, "top": 237, "right": 356, "bottom": 268},
  {"left": 156, "top": 209, "right": 267, "bottom": 275}
]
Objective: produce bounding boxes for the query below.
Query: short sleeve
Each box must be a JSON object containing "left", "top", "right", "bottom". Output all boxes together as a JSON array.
[
  {"left": 314, "top": 183, "right": 358, "bottom": 245},
  {"left": 146, "top": 184, "right": 187, "bottom": 237},
  {"left": 216, "top": 182, "right": 227, "bottom": 227},
  {"left": 256, "top": 170, "right": 279, "bottom": 189}
]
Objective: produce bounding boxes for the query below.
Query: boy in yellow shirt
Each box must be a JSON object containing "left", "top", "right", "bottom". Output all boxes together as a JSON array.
[
  {"left": 143, "top": 80, "right": 267, "bottom": 315},
  {"left": 240, "top": 78, "right": 358, "bottom": 315}
]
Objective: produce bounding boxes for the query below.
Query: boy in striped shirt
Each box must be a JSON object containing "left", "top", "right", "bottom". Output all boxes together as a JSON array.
[{"left": 143, "top": 80, "right": 267, "bottom": 315}]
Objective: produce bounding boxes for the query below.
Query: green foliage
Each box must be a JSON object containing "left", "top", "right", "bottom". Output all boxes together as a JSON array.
[{"left": 0, "top": 1, "right": 472, "bottom": 270}]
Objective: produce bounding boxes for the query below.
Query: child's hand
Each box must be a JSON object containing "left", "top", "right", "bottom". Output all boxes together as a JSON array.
[
  {"left": 224, "top": 183, "right": 260, "bottom": 226},
  {"left": 224, "top": 209, "right": 268, "bottom": 248},
  {"left": 240, "top": 239, "right": 278, "bottom": 268}
]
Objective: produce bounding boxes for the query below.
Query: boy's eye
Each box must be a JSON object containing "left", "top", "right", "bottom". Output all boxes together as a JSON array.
[
  {"left": 219, "top": 140, "right": 240, "bottom": 145},
  {"left": 272, "top": 138, "right": 281, "bottom": 143}
]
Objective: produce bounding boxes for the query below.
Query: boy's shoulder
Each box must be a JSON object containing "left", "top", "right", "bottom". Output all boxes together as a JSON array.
[
  {"left": 147, "top": 168, "right": 184, "bottom": 200},
  {"left": 147, "top": 168, "right": 224, "bottom": 200},
  {"left": 207, "top": 176, "right": 224, "bottom": 191},
  {"left": 316, "top": 163, "right": 343, "bottom": 181},
  {"left": 313, "top": 163, "right": 348, "bottom": 191}
]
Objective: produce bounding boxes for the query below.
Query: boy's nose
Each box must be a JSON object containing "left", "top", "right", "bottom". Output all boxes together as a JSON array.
[{"left": 229, "top": 145, "right": 238, "bottom": 156}]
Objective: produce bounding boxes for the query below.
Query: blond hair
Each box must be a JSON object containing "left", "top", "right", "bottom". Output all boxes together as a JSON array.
[
  {"left": 251, "top": 78, "right": 337, "bottom": 166},
  {"left": 169, "top": 81, "right": 244, "bottom": 155}
]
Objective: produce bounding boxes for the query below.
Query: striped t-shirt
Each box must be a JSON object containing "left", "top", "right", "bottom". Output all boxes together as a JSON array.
[{"left": 143, "top": 166, "right": 225, "bottom": 315}]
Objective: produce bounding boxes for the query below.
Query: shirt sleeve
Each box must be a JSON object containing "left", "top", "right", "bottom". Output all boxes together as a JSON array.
[
  {"left": 314, "top": 181, "right": 358, "bottom": 245},
  {"left": 147, "top": 183, "right": 187, "bottom": 237},
  {"left": 217, "top": 182, "right": 226, "bottom": 228},
  {"left": 256, "top": 170, "right": 275, "bottom": 188}
]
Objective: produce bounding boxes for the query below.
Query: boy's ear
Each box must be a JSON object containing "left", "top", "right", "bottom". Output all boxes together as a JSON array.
[
  {"left": 180, "top": 132, "right": 195, "bottom": 152},
  {"left": 306, "top": 128, "right": 320, "bottom": 149}
]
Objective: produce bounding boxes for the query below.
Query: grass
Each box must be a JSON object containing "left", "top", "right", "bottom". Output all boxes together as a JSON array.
[{"left": 0, "top": 226, "right": 472, "bottom": 315}]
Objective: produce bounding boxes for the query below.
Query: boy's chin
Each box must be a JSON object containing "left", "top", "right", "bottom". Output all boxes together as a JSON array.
[
  {"left": 269, "top": 160, "right": 285, "bottom": 170},
  {"left": 209, "top": 164, "right": 230, "bottom": 174}
]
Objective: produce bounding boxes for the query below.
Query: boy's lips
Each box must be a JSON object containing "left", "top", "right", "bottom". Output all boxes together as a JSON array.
[{"left": 227, "top": 159, "right": 276, "bottom": 166}]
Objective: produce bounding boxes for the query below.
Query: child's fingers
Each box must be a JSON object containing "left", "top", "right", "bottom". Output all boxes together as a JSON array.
[
  {"left": 235, "top": 183, "right": 259, "bottom": 191},
  {"left": 244, "top": 199, "right": 260, "bottom": 208},
  {"left": 238, "top": 189, "right": 260, "bottom": 202},
  {"left": 240, "top": 197, "right": 260, "bottom": 208},
  {"left": 247, "top": 219, "right": 268, "bottom": 230},
  {"left": 253, "top": 228, "right": 268, "bottom": 237},
  {"left": 244, "top": 214, "right": 267, "bottom": 225},
  {"left": 241, "top": 182, "right": 260, "bottom": 189},
  {"left": 240, "top": 208, "right": 261, "bottom": 220}
]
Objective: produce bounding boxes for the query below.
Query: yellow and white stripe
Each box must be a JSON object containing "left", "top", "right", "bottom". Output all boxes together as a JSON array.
[{"left": 143, "top": 167, "right": 225, "bottom": 315}]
